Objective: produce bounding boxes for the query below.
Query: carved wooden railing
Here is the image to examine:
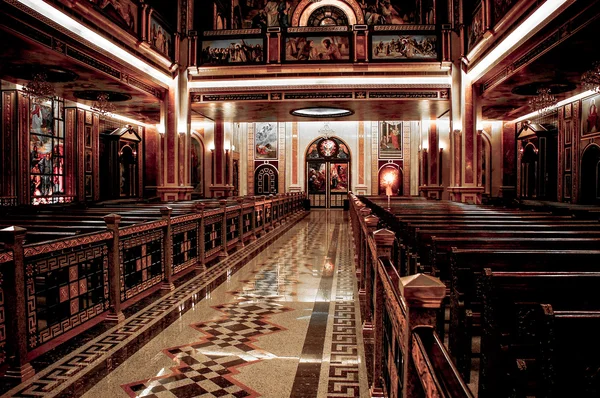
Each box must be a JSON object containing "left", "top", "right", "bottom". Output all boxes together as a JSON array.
[
  {"left": 349, "top": 192, "right": 473, "bottom": 398},
  {"left": 0, "top": 192, "right": 305, "bottom": 381}
]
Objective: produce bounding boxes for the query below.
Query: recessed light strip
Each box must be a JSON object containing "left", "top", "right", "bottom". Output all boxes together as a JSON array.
[
  {"left": 511, "top": 90, "right": 596, "bottom": 123},
  {"left": 189, "top": 76, "right": 451, "bottom": 90},
  {"left": 15, "top": 0, "right": 172, "bottom": 86},
  {"left": 467, "top": 0, "right": 572, "bottom": 82}
]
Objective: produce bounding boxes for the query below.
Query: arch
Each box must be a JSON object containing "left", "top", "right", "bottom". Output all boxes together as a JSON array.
[
  {"left": 305, "top": 135, "right": 351, "bottom": 208},
  {"left": 378, "top": 163, "right": 403, "bottom": 195},
  {"left": 305, "top": 135, "right": 352, "bottom": 160},
  {"left": 580, "top": 143, "right": 600, "bottom": 204},
  {"left": 481, "top": 131, "right": 492, "bottom": 195},
  {"left": 254, "top": 164, "right": 278, "bottom": 195},
  {"left": 307, "top": 6, "right": 349, "bottom": 26},
  {"left": 292, "top": 0, "right": 363, "bottom": 27},
  {"left": 520, "top": 142, "right": 538, "bottom": 198},
  {"left": 191, "top": 132, "right": 205, "bottom": 197}
]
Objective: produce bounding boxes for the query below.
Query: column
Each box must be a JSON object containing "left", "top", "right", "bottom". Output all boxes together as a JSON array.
[
  {"left": 156, "top": 73, "right": 193, "bottom": 201},
  {"left": 0, "top": 226, "right": 35, "bottom": 381},
  {"left": 209, "top": 120, "right": 234, "bottom": 197}
]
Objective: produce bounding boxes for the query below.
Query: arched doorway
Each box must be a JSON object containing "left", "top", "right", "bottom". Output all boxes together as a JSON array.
[
  {"left": 581, "top": 144, "right": 600, "bottom": 204},
  {"left": 191, "top": 135, "right": 204, "bottom": 197},
  {"left": 378, "top": 163, "right": 403, "bottom": 195},
  {"left": 100, "top": 126, "right": 141, "bottom": 200},
  {"left": 254, "top": 164, "right": 278, "bottom": 195},
  {"left": 306, "top": 136, "right": 351, "bottom": 208},
  {"left": 520, "top": 143, "right": 538, "bottom": 198}
]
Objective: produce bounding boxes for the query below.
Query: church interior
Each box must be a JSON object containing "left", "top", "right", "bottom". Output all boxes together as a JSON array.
[{"left": 1, "top": 0, "right": 600, "bottom": 397}]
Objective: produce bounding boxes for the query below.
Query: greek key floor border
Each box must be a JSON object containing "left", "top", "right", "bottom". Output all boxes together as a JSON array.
[{"left": 3, "top": 212, "right": 308, "bottom": 398}]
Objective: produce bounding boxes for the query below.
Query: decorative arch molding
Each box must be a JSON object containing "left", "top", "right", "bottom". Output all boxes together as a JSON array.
[
  {"left": 377, "top": 163, "right": 403, "bottom": 195},
  {"left": 580, "top": 142, "right": 600, "bottom": 204},
  {"left": 254, "top": 163, "right": 279, "bottom": 195},
  {"left": 480, "top": 130, "right": 492, "bottom": 195},
  {"left": 292, "top": 0, "right": 363, "bottom": 27},
  {"left": 190, "top": 131, "right": 205, "bottom": 196}
]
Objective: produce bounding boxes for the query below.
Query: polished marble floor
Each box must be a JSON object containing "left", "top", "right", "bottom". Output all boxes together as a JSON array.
[{"left": 80, "top": 210, "right": 369, "bottom": 398}]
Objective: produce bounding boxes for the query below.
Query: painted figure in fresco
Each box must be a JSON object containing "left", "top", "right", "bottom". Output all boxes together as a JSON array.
[
  {"left": 588, "top": 99, "right": 599, "bottom": 133},
  {"left": 330, "top": 165, "right": 339, "bottom": 189},
  {"left": 252, "top": 10, "right": 268, "bottom": 28},
  {"left": 338, "top": 143, "right": 349, "bottom": 159},
  {"left": 307, "top": 143, "right": 319, "bottom": 158},
  {"left": 278, "top": 0, "right": 292, "bottom": 27},
  {"left": 391, "top": 126, "right": 401, "bottom": 150},
  {"left": 298, "top": 39, "right": 315, "bottom": 60},
  {"left": 264, "top": 1, "right": 279, "bottom": 26},
  {"left": 38, "top": 153, "right": 53, "bottom": 196},
  {"left": 323, "top": 39, "right": 342, "bottom": 60}
]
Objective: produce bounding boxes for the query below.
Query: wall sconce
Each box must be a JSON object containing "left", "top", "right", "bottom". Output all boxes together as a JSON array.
[{"left": 156, "top": 124, "right": 165, "bottom": 135}]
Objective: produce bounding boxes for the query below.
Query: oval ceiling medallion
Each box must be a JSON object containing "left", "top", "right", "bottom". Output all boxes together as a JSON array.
[{"left": 291, "top": 107, "right": 354, "bottom": 118}]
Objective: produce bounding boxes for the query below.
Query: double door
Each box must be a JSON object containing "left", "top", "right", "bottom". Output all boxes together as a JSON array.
[{"left": 307, "top": 161, "right": 349, "bottom": 208}]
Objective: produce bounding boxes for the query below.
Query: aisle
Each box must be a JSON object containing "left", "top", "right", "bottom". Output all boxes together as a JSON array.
[{"left": 83, "top": 210, "right": 369, "bottom": 398}]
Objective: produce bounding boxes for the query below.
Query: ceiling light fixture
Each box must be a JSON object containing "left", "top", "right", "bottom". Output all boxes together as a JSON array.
[
  {"left": 291, "top": 107, "right": 353, "bottom": 118},
  {"left": 22, "top": 72, "right": 55, "bottom": 102},
  {"left": 528, "top": 87, "right": 557, "bottom": 115},
  {"left": 581, "top": 61, "right": 600, "bottom": 93},
  {"left": 91, "top": 93, "right": 116, "bottom": 116}
]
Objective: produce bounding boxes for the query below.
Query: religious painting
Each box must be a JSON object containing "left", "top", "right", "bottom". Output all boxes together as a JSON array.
[
  {"left": 201, "top": 38, "right": 264, "bottom": 65},
  {"left": 85, "top": 125, "right": 92, "bottom": 148},
  {"left": 85, "top": 111, "right": 93, "bottom": 125},
  {"left": 150, "top": 16, "right": 173, "bottom": 58},
  {"left": 371, "top": 34, "right": 437, "bottom": 61},
  {"left": 319, "top": 139, "right": 338, "bottom": 157},
  {"left": 30, "top": 102, "right": 53, "bottom": 135},
  {"left": 89, "top": 0, "right": 138, "bottom": 33},
  {"left": 233, "top": 0, "right": 297, "bottom": 29},
  {"left": 330, "top": 163, "right": 349, "bottom": 192},
  {"left": 30, "top": 101, "right": 65, "bottom": 205},
  {"left": 564, "top": 147, "right": 572, "bottom": 172},
  {"left": 361, "top": 0, "right": 419, "bottom": 25},
  {"left": 378, "top": 164, "right": 401, "bottom": 195},
  {"left": 254, "top": 122, "right": 278, "bottom": 159},
  {"left": 307, "top": 161, "right": 326, "bottom": 193},
  {"left": 379, "top": 121, "right": 403, "bottom": 159},
  {"left": 582, "top": 95, "right": 600, "bottom": 136},
  {"left": 285, "top": 35, "right": 350, "bottom": 62},
  {"left": 467, "top": 4, "right": 484, "bottom": 53}
]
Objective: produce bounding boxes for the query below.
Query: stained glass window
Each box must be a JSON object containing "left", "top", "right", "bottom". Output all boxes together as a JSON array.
[{"left": 29, "top": 98, "right": 69, "bottom": 205}]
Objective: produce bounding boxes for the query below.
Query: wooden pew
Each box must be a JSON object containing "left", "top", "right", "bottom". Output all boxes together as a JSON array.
[
  {"left": 448, "top": 250, "right": 600, "bottom": 383},
  {"left": 479, "top": 271, "right": 600, "bottom": 397}
]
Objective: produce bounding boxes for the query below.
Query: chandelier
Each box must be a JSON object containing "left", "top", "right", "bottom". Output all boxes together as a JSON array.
[
  {"left": 22, "top": 73, "right": 55, "bottom": 102},
  {"left": 528, "top": 87, "right": 557, "bottom": 115},
  {"left": 581, "top": 61, "right": 600, "bottom": 93},
  {"left": 319, "top": 122, "right": 335, "bottom": 138},
  {"left": 91, "top": 92, "right": 116, "bottom": 116}
]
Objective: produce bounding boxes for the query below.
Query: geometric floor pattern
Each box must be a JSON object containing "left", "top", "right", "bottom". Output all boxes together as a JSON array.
[
  {"left": 326, "top": 220, "right": 362, "bottom": 397},
  {"left": 121, "top": 299, "right": 292, "bottom": 398},
  {"left": 120, "top": 222, "right": 327, "bottom": 398}
]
